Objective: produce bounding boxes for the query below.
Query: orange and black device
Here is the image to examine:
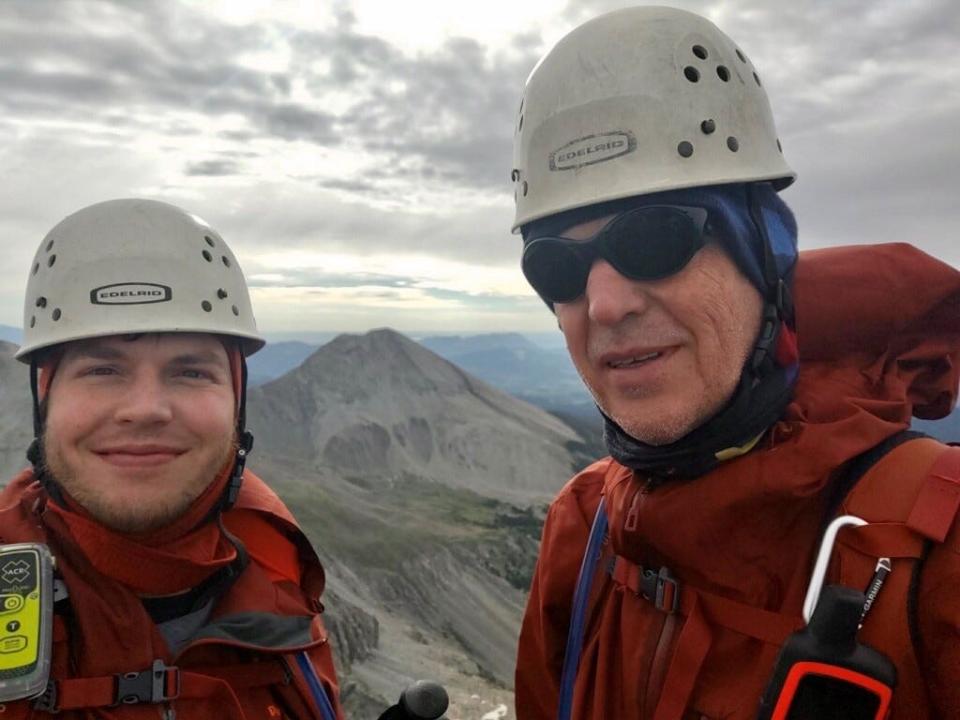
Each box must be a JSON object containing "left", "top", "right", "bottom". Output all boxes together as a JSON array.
[{"left": 757, "top": 584, "right": 896, "bottom": 720}]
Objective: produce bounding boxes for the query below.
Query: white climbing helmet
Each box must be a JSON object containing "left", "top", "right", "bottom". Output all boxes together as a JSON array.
[
  {"left": 511, "top": 6, "right": 795, "bottom": 231},
  {"left": 15, "top": 198, "right": 265, "bottom": 361}
]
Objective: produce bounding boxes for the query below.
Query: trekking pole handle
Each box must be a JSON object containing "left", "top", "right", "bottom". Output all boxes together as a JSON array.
[{"left": 802, "top": 515, "right": 867, "bottom": 624}]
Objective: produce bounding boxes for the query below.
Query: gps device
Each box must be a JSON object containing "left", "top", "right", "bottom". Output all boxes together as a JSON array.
[{"left": 0, "top": 543, "right": 55, "bottom": 704}]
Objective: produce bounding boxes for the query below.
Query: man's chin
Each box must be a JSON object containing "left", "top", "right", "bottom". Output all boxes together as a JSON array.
[
  {"left": 602, "top": 403, "right": 702, "bottom": 447},
  {"left": 76, "top": 493, "right": 195, "bottom": 534}
]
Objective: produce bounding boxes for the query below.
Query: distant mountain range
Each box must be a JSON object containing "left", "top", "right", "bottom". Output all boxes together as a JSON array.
[{"left": 0, "top": 324, "right": 21, "bottom": 344}]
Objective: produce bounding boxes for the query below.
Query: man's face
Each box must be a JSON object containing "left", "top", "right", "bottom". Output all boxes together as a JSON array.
[
  {"left": 44, "top": 333, "right": 236, "bottom": 533},
  {"left": 554, "top": 215, "right": 764, "bottom": 446}
]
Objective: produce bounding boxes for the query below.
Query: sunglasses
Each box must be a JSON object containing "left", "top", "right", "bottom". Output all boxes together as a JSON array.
[{"left": 521, "top": 205, "right": 710, "bottom": 304}]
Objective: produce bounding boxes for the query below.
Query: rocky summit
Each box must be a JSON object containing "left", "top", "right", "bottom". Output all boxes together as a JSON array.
[{"left": 247, "top": 328, "right": 593, "bottom": 504}]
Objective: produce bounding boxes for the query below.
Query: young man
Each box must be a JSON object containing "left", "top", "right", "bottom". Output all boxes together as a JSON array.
[
  {"left": 0, "top": 199, "right": 343, "bottom": 719},
  {"left": 511, "top": 7, "right": 960, "bottom": 719}
]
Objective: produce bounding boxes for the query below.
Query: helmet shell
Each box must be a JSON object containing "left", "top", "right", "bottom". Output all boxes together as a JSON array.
[
  {"left": 511, "top": 6, "right": 795, "bottom": 231},
  {"left": 16, "top": 198, "right": 265, "bottom": 361}
]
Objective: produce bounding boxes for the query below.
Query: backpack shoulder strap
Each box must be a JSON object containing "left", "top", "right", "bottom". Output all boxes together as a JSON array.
[
  {"left": 838, "top": 432, "right": 960, "bottom": 542},
  {"left": 832, "top": 431, "right": 960, "bottom": 708},
  {"left": 823, "top": 430, "right": 929, "bottom": 525}
]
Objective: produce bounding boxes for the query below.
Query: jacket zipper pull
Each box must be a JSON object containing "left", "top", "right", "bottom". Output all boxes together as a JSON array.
[{"left": 624, "top": 483, "right": 647, "bottom": 532}]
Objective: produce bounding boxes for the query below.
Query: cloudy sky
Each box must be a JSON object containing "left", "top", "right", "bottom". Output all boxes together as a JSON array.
[{"left": 1, "top": 0, "right": 957, "bottom": 336}]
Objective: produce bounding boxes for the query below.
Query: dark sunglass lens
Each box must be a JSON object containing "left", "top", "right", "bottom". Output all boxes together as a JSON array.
[
  {"left": 522, "top": 240, "right": 588, "bottom": 303},
  {"left": 606, "top": 208, "right": 702, "bottom": 280}
]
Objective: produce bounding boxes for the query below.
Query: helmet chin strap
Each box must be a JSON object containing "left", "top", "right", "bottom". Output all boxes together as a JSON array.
[{"left": 222, "top": 354, "right": 253, "bottom": 512}]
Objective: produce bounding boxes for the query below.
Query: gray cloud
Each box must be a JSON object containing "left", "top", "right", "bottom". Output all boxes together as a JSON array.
[
  {"left": 1, "top": 0, "right": 958, "bottom": 332},
  {"left": 184, "top": 159, "right": 241, "bottom": 177}
]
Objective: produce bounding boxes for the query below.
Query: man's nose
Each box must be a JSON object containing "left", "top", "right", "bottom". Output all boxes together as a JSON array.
[
  {"left": 114, "top": 374, "right": 174, "bottom": 425},
  {"left": 584, "top": 259, "right": 650, "bottom": 326}
]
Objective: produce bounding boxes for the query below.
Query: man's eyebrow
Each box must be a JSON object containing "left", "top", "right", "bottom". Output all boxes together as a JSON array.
[
  {"left": 168, "top": 351, "right": 228, "bottom": 366},
  {"left": 68, "top": 346, "right": 125, "bottom": 362}
]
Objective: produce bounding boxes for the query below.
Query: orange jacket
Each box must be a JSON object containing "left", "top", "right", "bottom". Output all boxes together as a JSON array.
[
  {"left": 515, "top": 243, "right": 960, "bottom": 720},
  {"left": 0, "top": 469, "right": 343, "bottom": 720}
]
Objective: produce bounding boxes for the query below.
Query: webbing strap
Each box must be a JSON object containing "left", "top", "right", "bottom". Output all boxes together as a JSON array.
[
  {"left": 39, "top": 659, "right": 287, "bottom": 712},
  {"left": 43, "top": 662, "right": 181, "bottom": 711},
  {"left": 907, "top": 445, "right": 960, "bottom": 542},
  {"left": 837, "top": 522, "right": 926, "bottom": 559},
  {"left": 609, "top": 556, "right": 803, "bottom": 646},
  {"left": 652, "top": 594, "right": 711, "bottom": 720}
]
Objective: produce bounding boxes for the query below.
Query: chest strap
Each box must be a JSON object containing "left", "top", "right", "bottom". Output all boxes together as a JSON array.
[
  {"left": 609, "top": 558, "right": 804, "bottom": 645},
  {"left": 34, "top": 658, "right": 289, "bottom": 713}
]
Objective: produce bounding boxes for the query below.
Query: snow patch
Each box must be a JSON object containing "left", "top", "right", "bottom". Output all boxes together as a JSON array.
[{"left": 481, "top": 705, "right": 508, "bottom": 720}]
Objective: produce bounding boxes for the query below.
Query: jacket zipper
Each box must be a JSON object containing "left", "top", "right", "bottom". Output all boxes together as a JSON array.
[
  {"left": 622, "top": 477, "right": 678, "bottom": 720},
  {"left": 624, "top": 477, "right": 651, "bottom": 532}
]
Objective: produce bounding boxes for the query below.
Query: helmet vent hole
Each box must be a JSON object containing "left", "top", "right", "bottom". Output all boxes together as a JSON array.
[
  {"left": 217, "top": 288, "right": 228, "bottom": 299},
  {"left": 736, "top": 48, "right": 747, "bottom": 63},
  {"left": 777, "top": 139, "right": 783, "bottom": 152},
  {"left": 201, "top": 300, "right": 213, "bottom": 312},
  {"left": 32, "top": 263, "right": 39, "bottom": 276},
  {"left": 46, "top": 240, "right": 54, "bottom": 252},
  {"left": 202, "top": 250, "right": 213, "bottom": 262},
  {"left": 683, "top": 66, "right": 700, "bottom": 83},
  {"left": 36, "top": 297, "right": 47, "bottom": 308},
  {"left": 717, "top": 66, "right": 730, "bottom": 82},
  {"left": 222, "top": 255, "right": 231, "bottom": 268},
  {"left": 753, "top": 71, "right": 762, "bottom": 87},
  {"left": 30, "top": 316, "right": 36, "bottom": 328},
  {"left": 518, "top": 115, "right": 523, "bottom": 132},
  {"left": 700, "top": 119, "right": 716, "bottom": 135},
  {"left": 52, "top": 308, "right": 61, "bottom": 321},
  {"left": 47, "top": 255, "right": 57, "bottom": 268},
  {"left": 232, "top": 305, "right": 239, "bottom": 316},
  {"left": 522, "top": 181, "right": 528, "bottom": 197},
  {"left": 204, "top": 236, "right": 216, "bottom": 247},
  {"left": 692, "top": 45, "right": 708, "bottom": 60},
  {"left": 677, "top": 141, "right": 694, "bottom": 158},
  {"left": 727, "top": 136, "right": 740, "bottom": 152}
]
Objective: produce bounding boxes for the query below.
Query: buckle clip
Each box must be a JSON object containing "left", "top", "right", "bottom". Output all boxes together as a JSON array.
[
  {"left": 113, "top": 659, "right": 180, "bottom": 706},
  {"left": 33, "top": 681, "right": 59, "bottom": 714},
  {"left": 640, "top": 566, "right": 680, "bottom": 613}
]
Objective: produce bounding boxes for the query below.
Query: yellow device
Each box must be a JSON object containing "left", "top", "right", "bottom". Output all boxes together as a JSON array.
[{"left": 0, "top": 543, "right": 54, "bottom": 703}]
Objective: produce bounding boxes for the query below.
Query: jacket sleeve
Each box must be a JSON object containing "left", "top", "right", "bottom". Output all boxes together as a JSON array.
[
  {"left": 919, "top": 530, "right": 960, "bottom": 715},
  {"left": 515, "top": 472, "right": 604, "bottom": 720}
]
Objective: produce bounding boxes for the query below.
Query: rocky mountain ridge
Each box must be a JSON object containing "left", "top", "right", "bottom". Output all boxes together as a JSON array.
[{"left": 248, "top": 328, "right": 591, "bottom": 504}]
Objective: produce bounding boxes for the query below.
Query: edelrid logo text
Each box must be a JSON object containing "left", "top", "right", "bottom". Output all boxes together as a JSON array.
[
  {"left": 549, "top": 131, "right": 637, "bottom": 171},
  {"left": 90, "top": 283, "right": 173, "bottom": 305}
]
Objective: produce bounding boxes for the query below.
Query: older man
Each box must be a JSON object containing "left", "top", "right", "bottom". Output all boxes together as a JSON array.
[
  {"left": 512, "top": 7, "right": 960, "bottom": 720},
  {"left": 0, "top": 199, "right": 342, "bottom": 719}
]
